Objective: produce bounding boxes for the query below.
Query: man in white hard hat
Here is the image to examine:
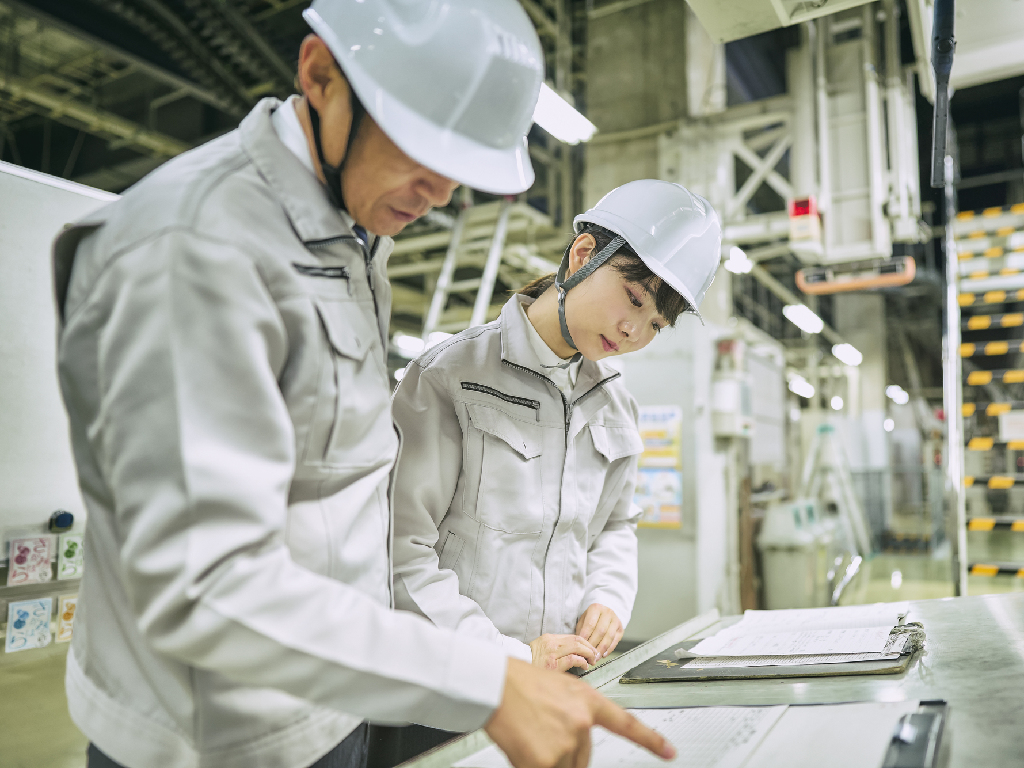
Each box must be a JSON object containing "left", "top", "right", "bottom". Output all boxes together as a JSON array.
[{"left": 52, "top": 2, "right": 675, "bottom": 768}]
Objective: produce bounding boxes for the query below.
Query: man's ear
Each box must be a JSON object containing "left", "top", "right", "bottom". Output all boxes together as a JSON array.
[
  {"left": 567, "top": 233, "right": 596, "bottom": 278},
  {"left": 298, "top": 35, "right": 345, "bottom": 112}
]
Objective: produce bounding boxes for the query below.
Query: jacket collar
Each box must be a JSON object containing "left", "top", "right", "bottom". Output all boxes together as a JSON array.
[
  {"left": 239, "top": 97, "right": 356, "bottom": 244},
  {"left": 499, "top": 294, "right": 620, "bottom": 396}
]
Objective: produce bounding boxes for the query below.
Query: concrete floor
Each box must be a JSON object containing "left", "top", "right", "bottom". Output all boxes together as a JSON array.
[{"left": 2, "top": 550, "right": 1021, "bottom": 768}]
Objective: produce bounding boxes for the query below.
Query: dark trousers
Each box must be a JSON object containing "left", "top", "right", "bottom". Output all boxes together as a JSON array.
[
  {"left": 366, "top": 724, "right": 459, "bottom": 768},
  {"left": 88, "top": 722, "right": 370, "bottom": 768}
]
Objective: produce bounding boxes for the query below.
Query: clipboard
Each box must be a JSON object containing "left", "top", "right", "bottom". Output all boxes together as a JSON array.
[{"left": 620, "top": 640, "right": 915, "bottom": 683}]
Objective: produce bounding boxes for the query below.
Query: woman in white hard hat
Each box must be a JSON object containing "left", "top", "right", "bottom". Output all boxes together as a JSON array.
[{"left": 384, "top": 180, "right": 721, "bottom": 756}]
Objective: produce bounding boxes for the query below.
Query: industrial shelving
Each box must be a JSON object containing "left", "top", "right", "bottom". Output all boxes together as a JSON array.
[{"left": 953, "top": 203, "right": 1024, "bottom": 590}]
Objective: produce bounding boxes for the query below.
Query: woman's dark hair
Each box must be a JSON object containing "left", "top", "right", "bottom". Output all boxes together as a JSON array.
[{"left": 517, "top": 224, "right": 692, "bottom": 326}]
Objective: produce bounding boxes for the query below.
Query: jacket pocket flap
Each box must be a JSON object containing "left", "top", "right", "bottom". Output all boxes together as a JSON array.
[
  {"left": 590, "top": 423, "right": 644, "bottom": 462},
  {"left": 314, "top": 299, "right": 373, "bottom": 361},
  {"left": 467, "top": 403, "right": 542, "bottom": 460}
]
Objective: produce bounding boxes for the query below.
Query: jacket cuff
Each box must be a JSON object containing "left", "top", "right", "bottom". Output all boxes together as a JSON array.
[
  {"left": 437, "top": 633, "right": 508, "bottom": 732},
  {"left": 502, "top": 636, "right": 533, "bottom": 663}
]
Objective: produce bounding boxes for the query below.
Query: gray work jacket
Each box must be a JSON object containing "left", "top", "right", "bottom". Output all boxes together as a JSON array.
[
  {"left": 391, "top": 295, "right": 643, "bottom": 661},
  {"left": 51, "top": 98, "right": 505, "bottom": 768}
]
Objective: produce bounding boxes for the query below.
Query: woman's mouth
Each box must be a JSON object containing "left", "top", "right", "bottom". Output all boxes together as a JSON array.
[{"left": 601, "top": 335, "right": 619, "bottom": 353}]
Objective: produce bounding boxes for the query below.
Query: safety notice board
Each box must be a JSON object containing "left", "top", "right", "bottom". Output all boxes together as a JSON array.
[{"left": 634, "top": 405, "right": 683, "bottom": 529}]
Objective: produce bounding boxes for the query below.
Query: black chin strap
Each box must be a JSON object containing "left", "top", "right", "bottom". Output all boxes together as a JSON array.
[
  {"left": 554, "top": 235, "right": 626, "bottom": 355},
  {"left": 308, "top": 92, "right": 365, "bottom": 212}
]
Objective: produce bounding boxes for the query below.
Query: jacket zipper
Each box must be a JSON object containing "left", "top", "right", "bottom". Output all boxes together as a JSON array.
[
  {"left": 461, "top": 382, "right": 541, "bottom": 418},
  {"left": 308, "top": 231, "right": 391, "bottom": 604},
  {"left": 501, "top": 359, "right": 621, "bottom": 633}
]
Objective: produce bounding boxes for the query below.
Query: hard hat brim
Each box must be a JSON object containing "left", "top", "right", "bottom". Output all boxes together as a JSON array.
[
  {"left": 574, "top": 210, "right": 707, "bottom": 325},
  {"left": 305, "top": 9, "right": 536, "bottom": 195}
]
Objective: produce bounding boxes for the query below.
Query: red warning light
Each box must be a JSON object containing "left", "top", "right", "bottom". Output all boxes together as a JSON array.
[{"left": 789, "top": 197, "right": 817, "bottom": 218}]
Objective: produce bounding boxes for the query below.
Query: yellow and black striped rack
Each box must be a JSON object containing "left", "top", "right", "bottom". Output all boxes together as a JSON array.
[
  {"left": 965, "top": 369, "right": 1024, "bottom": 386},
  {"left": 968, "top": 563, "right": 1024, "bottom": 577},
  {"left": 959, "top": 289, "right": 1024, "bottom": 307},
  {"left": 960, "top": 340, "right": 1024, "bottom": 357},
  {"left": 965, "top": 437, "right": 1024, "bottom": 450},
  {"left": 962, "top": 312, "right": 1024, "bottom": 330},
  {"left": 963, "top": 474, "right": 1024, "bottom": 488},
  {"left": 958, "top": 243, "right": 1024, "bottom": 260},
  {"left": 961, "top": 402, "right": 1024, "bottom": 417},
  {"left": 967, "top": 517, "right": 1024, "bottom": 531}
]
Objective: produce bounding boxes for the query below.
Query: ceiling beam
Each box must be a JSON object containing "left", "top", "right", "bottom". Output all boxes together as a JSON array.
[
  {"left": 3, "top": 0, "right": 243, "bottom": 116},
  {"left": 0, "top": 70, "right": 189, "bottom": 156}
]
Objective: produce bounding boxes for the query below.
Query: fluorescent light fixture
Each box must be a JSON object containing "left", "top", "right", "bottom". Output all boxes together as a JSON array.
[
  {"left": 393, "top": 364, "right": 409, "bottom": 383},
  {"left": 787, "top": 373, "right": 815, "bottom": 399},
  {"left": 783, "top": 304, "right": 824, "bottom": 334},
  {"left": 790, "top": 406, "right": 802, "bottom": 422},
  {"left": 831, "top": 396, "right": 844, "bottom": 410},
  {"left": 533, "top": 83, "right": 596, "bottom": 145},
  {"left": 392, "top": 333, "right": 425, "bottom": 359},
  {"left": 883, "top": 418, "right": 895, "bottom": 432},
  {"left": 723, "top": 245, "right": 753, "bottom": 274},
  {"left": 832, "top": 343, "right": 863, "bottom": 366},
  {"left": 885, "top": 385, "right": 910, "bottom": 405},
  {"left": 890, "top": 570, "right": 903, "bottom": 589},
  {"left": 425, "top": 331, "right": 453, "bottom": 349}
]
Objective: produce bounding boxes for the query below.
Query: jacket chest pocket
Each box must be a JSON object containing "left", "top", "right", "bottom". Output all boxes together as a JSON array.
[
  {"left": 577, "top": 423, "right": 644, "bottom": 520},
  {"left": 306, "top": 298, "right": 392, "bottom": 466},
  {"left": 466, "top": 402, "right": 545, "bottom": 534}
]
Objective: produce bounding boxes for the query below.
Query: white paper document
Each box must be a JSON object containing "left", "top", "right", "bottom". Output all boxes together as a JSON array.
[
  {"left": 690, "top": 626, "right": 895, "bottom": 657},
  {"left": 453, "top": 706, "right": 787, "bottom": 768},
  {"left": 679, "top": 650, "right": 900, "bottom": 668},
  {"left": 727, "top": 603, "right": 909, "bottom": 634}
]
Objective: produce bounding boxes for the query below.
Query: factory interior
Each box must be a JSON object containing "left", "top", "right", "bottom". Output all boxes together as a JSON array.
[{"left": 0, "top": 0, "right": 1023, "bottom": 766}]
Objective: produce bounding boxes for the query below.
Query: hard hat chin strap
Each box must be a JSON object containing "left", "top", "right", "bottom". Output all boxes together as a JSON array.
[
  {"left": 554, "top": 235, "right": 626, "bottom": 354},
  {"left": 307, "top": 91, "right": 366, "bottom": 212}
]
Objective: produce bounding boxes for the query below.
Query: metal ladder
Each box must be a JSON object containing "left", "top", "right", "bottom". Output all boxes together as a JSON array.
[
  {"left": 950, "top": 202, "right": 1024, "bottom": 594},
  {"left": 421, "top": 200, "right": 514, "bottom": 340}
]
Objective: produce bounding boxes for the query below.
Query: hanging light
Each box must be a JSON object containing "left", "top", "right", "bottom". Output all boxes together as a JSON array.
[
  {"left": 723, "top": 246, "right": 753, "bottom": 274},
  {"left": 783, "top": 304, "right": 824, "bottom": 334},
  {"left": 831, "top": 396, "right": 844, "bottom": 411},
  {"left": 392, "top": 333, "right": 426, "bottom": 359},
  {"left": 787, "top": 372, "right": 815, "bottom": 399},
  {"left": 832, "top": 343, "right": 863, "bottom": 366},
  {"left": 886, "top": 385, "right": 910, "bottom": 405},
  {"left": 533, "top": 83, "right": 597, "bottom": 145}
]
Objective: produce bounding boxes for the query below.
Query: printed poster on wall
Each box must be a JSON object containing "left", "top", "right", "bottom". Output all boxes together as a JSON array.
[
  {"left": 5, "top": 597, "right": 52, "bottom": 653},
  {"left": 6, "top": 536, "right": 53, "bottom": 586},
  {"left": 635, "top": 405, "right": 683, "bottom": 529},
  {"left": 58, "top": 533, "right": 84, "bottom": 580},
  {"left": 57, "top": 595, "right": 78, "bottom": 643}
]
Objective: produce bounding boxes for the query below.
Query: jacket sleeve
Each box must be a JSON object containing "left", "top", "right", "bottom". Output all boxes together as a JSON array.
[
  {"left": 391, "top": 361, "right": 533, "bottom": 663},
  {"left": 580, "top": 453, "right": 642, "bottom": 630},
  {"left": 66, "top": 230, "right": 507, "bottom": 731}
]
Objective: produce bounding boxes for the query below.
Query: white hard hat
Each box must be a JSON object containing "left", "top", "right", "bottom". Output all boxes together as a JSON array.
[
  {"left": 303, "top": 0, "right": 543, "bottom": 195},
  {"left": 574, "top": 180, "right": 722, "bottom": 323}
]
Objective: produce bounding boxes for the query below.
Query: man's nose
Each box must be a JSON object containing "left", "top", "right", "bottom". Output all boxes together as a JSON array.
[{"left": 418, "top": 171, "right": 459, "bottom": 208}]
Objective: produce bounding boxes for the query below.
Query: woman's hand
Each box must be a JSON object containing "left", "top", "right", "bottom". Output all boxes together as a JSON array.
[
  {"left": 529, "top": 633, "right": 598, "bottom": 672},
  {"left": 575, "top": 603, "right": 623, "bottom": 659}
]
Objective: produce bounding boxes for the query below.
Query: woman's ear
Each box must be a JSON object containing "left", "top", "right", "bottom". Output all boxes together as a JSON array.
[{"left": 567, "top": 233, "right": 597, "bottom": 278}]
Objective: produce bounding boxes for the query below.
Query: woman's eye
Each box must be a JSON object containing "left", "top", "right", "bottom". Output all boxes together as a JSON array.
[
  {"left": 627, "top": 290, "right": 642, "bottom": 308},
  {"left": 652, "top": 323, "right": 662, "bottom": 333}
]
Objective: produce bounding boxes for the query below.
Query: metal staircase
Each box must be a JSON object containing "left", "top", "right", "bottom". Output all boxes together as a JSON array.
[
  {"left": 951, "top": 202, "right": 1024, "bottom": 594},
  {"left": 420, "top": 200, "right": 554, "bottom": 339}
]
